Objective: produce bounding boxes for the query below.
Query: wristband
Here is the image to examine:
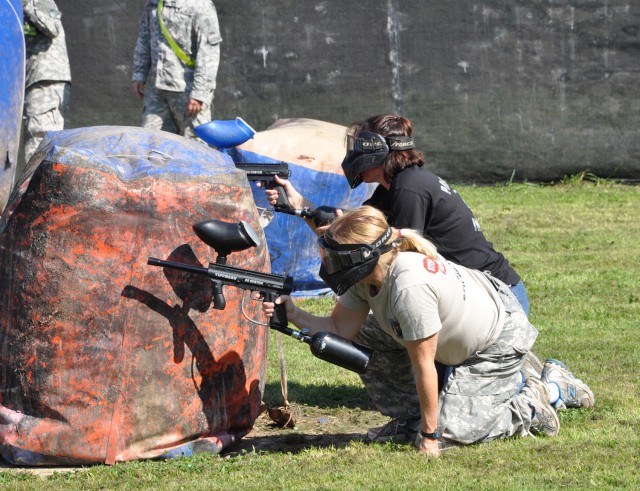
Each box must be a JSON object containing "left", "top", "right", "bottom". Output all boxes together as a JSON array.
[{"left": 420, "top": 430, "right": 440, "bottom": 440}]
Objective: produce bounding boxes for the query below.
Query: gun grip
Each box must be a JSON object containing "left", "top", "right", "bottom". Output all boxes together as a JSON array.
[
  {"left": 267, "top": 182, "right": 291, "bottom": 209},
  {"left": 264, "top": 292, "right": 288, "bottom": 328},
  {"left": 271, "top": 302, "right": 288, "bottom": 329},
  {"left": 212, "top": 281, "right": 226, "bottom": 310}
]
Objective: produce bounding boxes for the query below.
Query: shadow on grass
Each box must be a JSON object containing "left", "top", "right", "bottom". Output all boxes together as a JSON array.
[
  {"left": 224, "top": 432, "right": 368, "bottom": 456},
  {"left": 261, "top": 381, "right": 375, "bottom": 410}
]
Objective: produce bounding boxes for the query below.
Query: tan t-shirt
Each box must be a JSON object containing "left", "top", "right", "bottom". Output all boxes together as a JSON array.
[{"left": 339, "top": 252, "right": 506, "bottom": 366}]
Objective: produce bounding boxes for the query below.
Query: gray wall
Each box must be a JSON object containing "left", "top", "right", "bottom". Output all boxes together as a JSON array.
[{"left": 58, "top": 0, "right": 640, "bottom": 183}]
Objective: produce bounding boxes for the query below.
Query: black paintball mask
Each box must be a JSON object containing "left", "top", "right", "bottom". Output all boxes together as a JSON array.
[
  {"left": 341, "top": 131, "right": 414, "bottom": 188},
  {"left": 318, "top": 225, "right": 394, "bottom": 295}
]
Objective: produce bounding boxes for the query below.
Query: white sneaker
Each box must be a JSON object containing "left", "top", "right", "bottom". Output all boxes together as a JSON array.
[
  {"left": 542, "top": 358, "right": 595, "bottom": 409},
  {"left": 520, "top": 377, "right": 560, "bottom": 437}
]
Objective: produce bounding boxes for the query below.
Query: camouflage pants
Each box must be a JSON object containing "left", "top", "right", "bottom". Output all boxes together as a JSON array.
[
  {"left": 141, "top": 84, "right": 212, "bottom": 141},
  {"left": 23, "top": 81, "right": 70, "bottom": 163},
  {"left": 355, "top": 275, "right": 539, "bottom": 445}
]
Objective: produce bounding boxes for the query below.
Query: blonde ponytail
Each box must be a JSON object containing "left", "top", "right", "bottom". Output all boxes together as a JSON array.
[
  {"left": 328, "top": 206, "right": 439, "bottom": 272},
  {"left": 393, "top": 227, "right": 438, "bottom": 258}
]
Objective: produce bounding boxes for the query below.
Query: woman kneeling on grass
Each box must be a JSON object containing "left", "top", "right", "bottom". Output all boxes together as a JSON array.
[{"left": 262, "top": 206, "right": 594, "bottom": 457}]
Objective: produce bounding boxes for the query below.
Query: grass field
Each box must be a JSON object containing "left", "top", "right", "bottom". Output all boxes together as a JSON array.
[{"left": 1, "top": 181, "right": 639, "bottom": 490}]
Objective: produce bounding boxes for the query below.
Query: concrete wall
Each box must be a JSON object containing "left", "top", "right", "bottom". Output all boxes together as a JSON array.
[{"left": 57, "top": 0, "right": 640, "bottom": 182}]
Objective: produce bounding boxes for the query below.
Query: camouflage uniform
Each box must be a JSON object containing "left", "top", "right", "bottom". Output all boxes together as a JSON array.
[
  {"left": 355, "top": 275, "right": 539, "bottom": 445},
  {"left": 22, "top": 0, "right": 71, "bottom": 162},
  {"left": 131, "top": 0, "right": 222, "bottom": 140}
]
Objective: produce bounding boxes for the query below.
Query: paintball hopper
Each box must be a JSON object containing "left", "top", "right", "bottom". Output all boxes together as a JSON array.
[
  {"left": 193, "top": 219, "right": 261, "bottom": 263},
  {"left": 195, "top": 117, "right": 256, "bottom": 151}
]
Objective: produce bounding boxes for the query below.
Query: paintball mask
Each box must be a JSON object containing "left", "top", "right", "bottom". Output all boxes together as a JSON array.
[
  {"left": 318, "top": 226, "right": 395, "bottom": 295},
  {"left": 341, "top": 131, "right": 414, "bottom": 188}
]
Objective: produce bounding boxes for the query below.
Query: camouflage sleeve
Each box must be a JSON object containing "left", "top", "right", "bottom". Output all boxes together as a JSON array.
[
  {"left": 131, "top": 5, "right": 152, "bottom": 83},
  {"left": 23, "top": 0, "right": 63, "bottom": 38},
  {"left": 190, "top": 1, "right": 222, "bottom": 102}
]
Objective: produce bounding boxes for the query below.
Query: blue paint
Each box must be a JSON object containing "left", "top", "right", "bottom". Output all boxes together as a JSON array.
[{"left": 0, "top": 0, "right": 24, "bottom": 212}]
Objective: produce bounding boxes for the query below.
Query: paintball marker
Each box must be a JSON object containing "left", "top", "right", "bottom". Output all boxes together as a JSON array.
[
  {"left": 193, "top": 119, "right": 340, "bottom": 227},
  {"left": 235, "top": 162, "right": 292, "bottom": 211},
  {"left": 148, "top": 219, "right": 372, "bottom": 374},
  {"left": 236, "top": 163, "right": 340, "bottom": 227}
]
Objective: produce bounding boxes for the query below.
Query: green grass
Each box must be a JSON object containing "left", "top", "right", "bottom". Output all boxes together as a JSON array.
[{"left": 2, "top": 182, "right": 639, "bottom": 490}]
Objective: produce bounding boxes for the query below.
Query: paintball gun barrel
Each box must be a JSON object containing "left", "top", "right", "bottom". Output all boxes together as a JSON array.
[{"left": 147, "top": 219, "right": 371, "bottom": 373}]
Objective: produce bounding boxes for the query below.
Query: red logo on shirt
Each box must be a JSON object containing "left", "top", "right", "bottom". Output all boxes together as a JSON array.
[{"left": 423, "top": 258, "right": 440, "bottom": 274}]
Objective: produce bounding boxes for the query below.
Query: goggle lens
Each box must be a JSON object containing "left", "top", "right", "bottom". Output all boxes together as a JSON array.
[{"left": 318, "top": 237, "right": 369, "bottom": 274}]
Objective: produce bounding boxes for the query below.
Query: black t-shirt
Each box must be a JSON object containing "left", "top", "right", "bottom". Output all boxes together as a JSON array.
[{"left": 363, "top": 165, "right": 520, "bottom": 285}]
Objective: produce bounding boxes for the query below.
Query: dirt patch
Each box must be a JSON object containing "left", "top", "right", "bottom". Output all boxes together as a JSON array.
[{"left": 224, "top": 402, "right": 385, "bottom": 455}]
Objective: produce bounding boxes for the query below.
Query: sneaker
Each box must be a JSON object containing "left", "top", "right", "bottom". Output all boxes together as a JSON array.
[
  {"left": 366, "top": 418, "right": 421, "bottom": 443},
  {"left": 520, "top": 377, "right": 560, "bottom": 437},
  {"left": 522, "top": 351, "right": 544, "bottom": 381},
  {"left": 541, "top": 358, "right": 595, "bottom": 409}
]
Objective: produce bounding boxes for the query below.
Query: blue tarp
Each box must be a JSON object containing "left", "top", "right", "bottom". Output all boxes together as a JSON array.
[
  {"left": 0, "top": 0, "right": 24, "bottom": 212},
  {"left": 30, "top": 125, "right": 235, "bottom": 180}
]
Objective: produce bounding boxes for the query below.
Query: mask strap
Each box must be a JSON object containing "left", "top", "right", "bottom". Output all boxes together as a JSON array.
[
  {"left": 386, "top": 135, "right": 414, "bottom": 151},
  {"left": 323, "top": 226, "right": 392, "bottom": 253}
]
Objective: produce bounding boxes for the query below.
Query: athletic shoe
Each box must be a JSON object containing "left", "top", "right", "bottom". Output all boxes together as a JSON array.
[
  {"left": 541, "top": 358, "right": 595, "bottom": 409},
  {"left": 366, "top": 418, "right": 421, "bottom": 443},
  {"left": 522, "top": 351, "right": 544, "bottom": 381},
  {"left": 520, "top": 377, "right": 560, "bottom": 437}
]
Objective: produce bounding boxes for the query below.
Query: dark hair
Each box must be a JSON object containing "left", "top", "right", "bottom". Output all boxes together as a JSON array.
[{"left": 347, "top": 114, "right": 424, "bottom": 184}]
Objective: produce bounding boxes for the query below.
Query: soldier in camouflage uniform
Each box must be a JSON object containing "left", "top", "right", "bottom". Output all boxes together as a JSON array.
[
  {"left": 131, "top": 0, "right": 221, "bottom": 140},
  {"left": 22, "top": 0, "right": 71, "bottom": 162},
  {"left": 262, "top": 206, "right": 594, "bottom": 457}
]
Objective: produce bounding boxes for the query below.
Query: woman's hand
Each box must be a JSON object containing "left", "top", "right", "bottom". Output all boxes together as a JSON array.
[
  {"left": 264, "top": 175, "right": 306, "bottom": 210},
  {"left": 414, "top": 434, "right": 441, "bottom": 458},
  {"left": 262, "top": 295, "right": 296, "bottom": 322}
]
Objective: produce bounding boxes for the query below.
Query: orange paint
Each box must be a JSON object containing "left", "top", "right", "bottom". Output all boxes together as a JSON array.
[{"left": 0, "top": 140, "right": 268, "bottom": 465}]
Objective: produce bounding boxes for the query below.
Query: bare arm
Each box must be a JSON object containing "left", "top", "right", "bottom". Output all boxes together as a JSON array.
[
  {"left": 262, "top": 295, "right": 368, "bottom": 340},
  {"left": 406, "top": 333, "right": 441, "bottom": 457}
]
